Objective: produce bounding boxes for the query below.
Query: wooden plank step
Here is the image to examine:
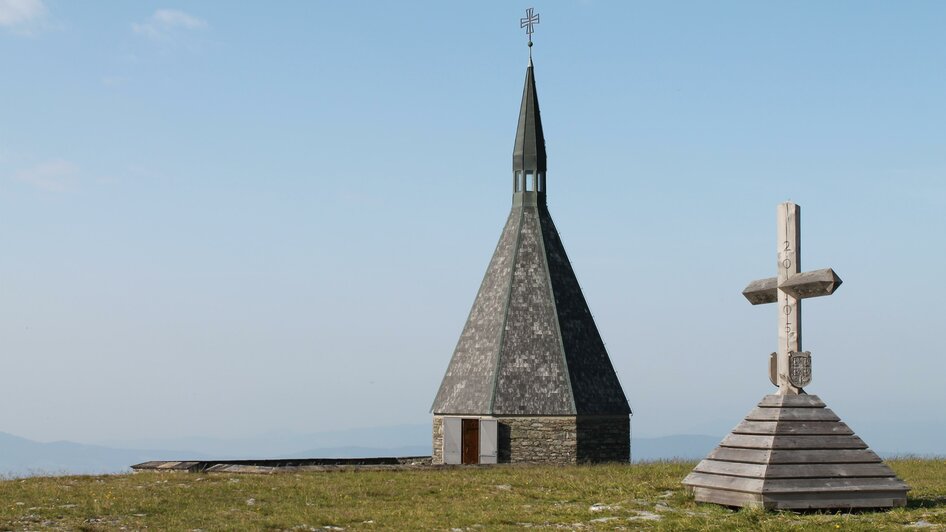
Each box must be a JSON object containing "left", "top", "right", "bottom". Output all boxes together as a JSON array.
[
  {"left": 693, "top": 460, "right": 896, "bottom": 480},
  {"left": 721, "top": 434, "right": 775, "bottom": 449},
  {"left": 733, "top": 420, "right": 853, "bottom": 435},
  {"left": 706, "top": 447, "right": 771, "bottom": 464},
  {"left": 683, "top": 393, "right": 910, "bottom": 510},
  {"left": 692, "top": 487, "right": 763, "bottom": 508},
  {"left": 767, "top": 449, "right": 882, "bottom": 464},
  {"left": 704, "top": 447, "right": 882, "bottom": 465},
  {"left": 694, "top": 460, "right": 767, "bottom": 479},
  {"left": 721, "top": 433, "right": 867, "bottom": 450},
  {"left": 763, "top": 492, "right": 907, "bottom": 510},
  {"left": 758, "top": 394, "right": 825, "bottom": 408},
  {"left": 764, "top": 463, "right": 897, "bottom": 479},
  {"left": 682, "top": 471, "right": 765, "bottom": 493},
  {"left": 762, "top": 477, "right": 910, "bottom": 494},
  {"left": 745, "top": 407, "right": 839, "bottom": 422}
]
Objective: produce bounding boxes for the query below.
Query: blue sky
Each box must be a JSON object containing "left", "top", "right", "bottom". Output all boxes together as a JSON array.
[{"left": 1, "top": 1, "right": 944, "bottom": 454}]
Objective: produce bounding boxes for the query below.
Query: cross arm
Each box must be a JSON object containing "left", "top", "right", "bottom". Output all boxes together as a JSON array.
[
  {"left": 742, "top": 277, "right": 779, "bottom": 305},
  {"left": 779, "top": 268, "right": 842, "bottom": 299},
  {"left": 742, "top": 268, "right": 843, "bottom": 305}
]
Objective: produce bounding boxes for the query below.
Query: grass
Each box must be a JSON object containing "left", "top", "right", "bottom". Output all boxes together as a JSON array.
[{"left": 0, "top": 459, "right": 944, "bottom": 530}]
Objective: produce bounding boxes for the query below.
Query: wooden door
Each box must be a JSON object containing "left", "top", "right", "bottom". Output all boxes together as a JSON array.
[{"left": 461, "top": 419, "right": 479, "bottom": 464}]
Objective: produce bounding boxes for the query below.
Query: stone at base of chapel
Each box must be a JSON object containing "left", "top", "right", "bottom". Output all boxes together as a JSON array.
[
  {"left": 430, "top": 24, "right": 631, "bottom": 466},
  {"left": 432, "top": 415, "right": 630, "bottom": 465},
  {"left": 682, "top": 202, "right": 909, "bottom": 509}
]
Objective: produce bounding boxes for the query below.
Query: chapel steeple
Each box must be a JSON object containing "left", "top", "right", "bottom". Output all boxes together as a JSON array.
[
  {"left": 512, "top": 58, "right": 547, "bottom": 200},
  {"left": 430, "top": 9, "right": 631, "bottom": 466}
]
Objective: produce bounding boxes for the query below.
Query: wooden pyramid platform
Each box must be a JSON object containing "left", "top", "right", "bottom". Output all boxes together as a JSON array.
[{"left": 682, "top": 393, "right": 909, "bottom": 510}]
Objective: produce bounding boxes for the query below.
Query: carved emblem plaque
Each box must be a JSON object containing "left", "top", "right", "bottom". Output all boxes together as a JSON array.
[{"left": 789, "top": 351, "right": 812, "bottom": 388}]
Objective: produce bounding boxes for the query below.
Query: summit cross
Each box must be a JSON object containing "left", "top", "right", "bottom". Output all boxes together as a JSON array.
[
  {"left": 684, "top": 201, "right": 909, "bottom": 509},
  {"left": 520, "top": 7, "right": 540, "bottom": 46},
  {"left": 742, "top": 202, "right": 843, "bottom": 395}
]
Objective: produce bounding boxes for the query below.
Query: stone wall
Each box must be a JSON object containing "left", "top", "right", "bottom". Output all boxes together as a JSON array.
[
  {"left": 497, "top": 416, "right": 577, "bottom": 464},
  {"left": 431, "top": 415, "right": 444, "bottom": 464},
  {"left": 577, "top": 415, "right": 630, "bottom": 463},
  {"left": 431, "top": 415, "right": 630, "bottom": 465}
]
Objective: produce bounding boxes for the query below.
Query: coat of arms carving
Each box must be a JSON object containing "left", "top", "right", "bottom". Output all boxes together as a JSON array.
[{"left": 789, "top": 351, "right": 812, "bottom": 388}]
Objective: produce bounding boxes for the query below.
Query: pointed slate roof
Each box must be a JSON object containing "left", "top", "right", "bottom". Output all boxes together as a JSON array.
[
  {"left": 512, "top": 58, "right": 546, "bottom": 175},
  {"left": 431, "top": 61, "right": 630, "bottom": 417}
]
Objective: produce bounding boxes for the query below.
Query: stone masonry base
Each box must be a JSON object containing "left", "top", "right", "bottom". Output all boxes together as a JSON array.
[{"left": 432, "top": 415, "right": 630, "bottom": 465}]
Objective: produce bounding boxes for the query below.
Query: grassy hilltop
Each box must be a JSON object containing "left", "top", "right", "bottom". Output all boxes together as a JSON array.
[{"left": 1, "top": 459, "right": 944, "bottom": 530}]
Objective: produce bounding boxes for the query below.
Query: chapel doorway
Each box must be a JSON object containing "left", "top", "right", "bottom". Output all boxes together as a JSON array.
[{"left": 461, "top": 418, "right": 480, "bottom": 464}]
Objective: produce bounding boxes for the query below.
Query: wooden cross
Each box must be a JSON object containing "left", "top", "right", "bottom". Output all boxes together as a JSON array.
[{"left": 742, "top": 202, "right": 843, "bottom": 395}]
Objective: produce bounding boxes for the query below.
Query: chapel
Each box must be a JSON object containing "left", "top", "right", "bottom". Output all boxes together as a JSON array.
[{"left": 430, "top": 55, "right": 632, "bottom": 465}]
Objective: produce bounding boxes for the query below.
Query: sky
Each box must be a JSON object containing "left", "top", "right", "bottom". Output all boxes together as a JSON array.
[{"left": 1, "top": 1, "right": 944, "bottom": 454}]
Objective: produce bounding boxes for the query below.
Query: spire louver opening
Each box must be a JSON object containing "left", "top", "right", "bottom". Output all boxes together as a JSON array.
[{"left": 512, "top": 60, "right": 547, "bottom": 197}]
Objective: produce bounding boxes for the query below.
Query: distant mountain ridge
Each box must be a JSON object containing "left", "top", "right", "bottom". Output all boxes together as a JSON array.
[
  {"left": 0, "top": 426, "right": 438, "bottom": 477},
  {"left": 97, "top": 424, "right": 433, "bottom": 459},
  {"left": 0, "top": 431, "right": 215, "bottom": 477},
  {"left": 1, "top": 427, "right": 729, "bottom": 477}
]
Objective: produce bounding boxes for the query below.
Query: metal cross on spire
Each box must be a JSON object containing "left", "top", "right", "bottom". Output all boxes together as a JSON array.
[
  {"left": 742, "top": 202, "right": 843, "bottom": 394},
  {"left": 520, "top": 7, "right": 540, "bottom": 57}
]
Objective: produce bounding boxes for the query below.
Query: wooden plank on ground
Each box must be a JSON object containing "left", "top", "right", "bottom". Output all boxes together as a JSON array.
[
  {"left": 130, "top": 461, "right": 164, "bottom": 470},
  {"left": 152, "top": 461, "right": 202, "bottom": 471},
  {"left": 206, "top": 464, "right": 275, "bottom": 474}
]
